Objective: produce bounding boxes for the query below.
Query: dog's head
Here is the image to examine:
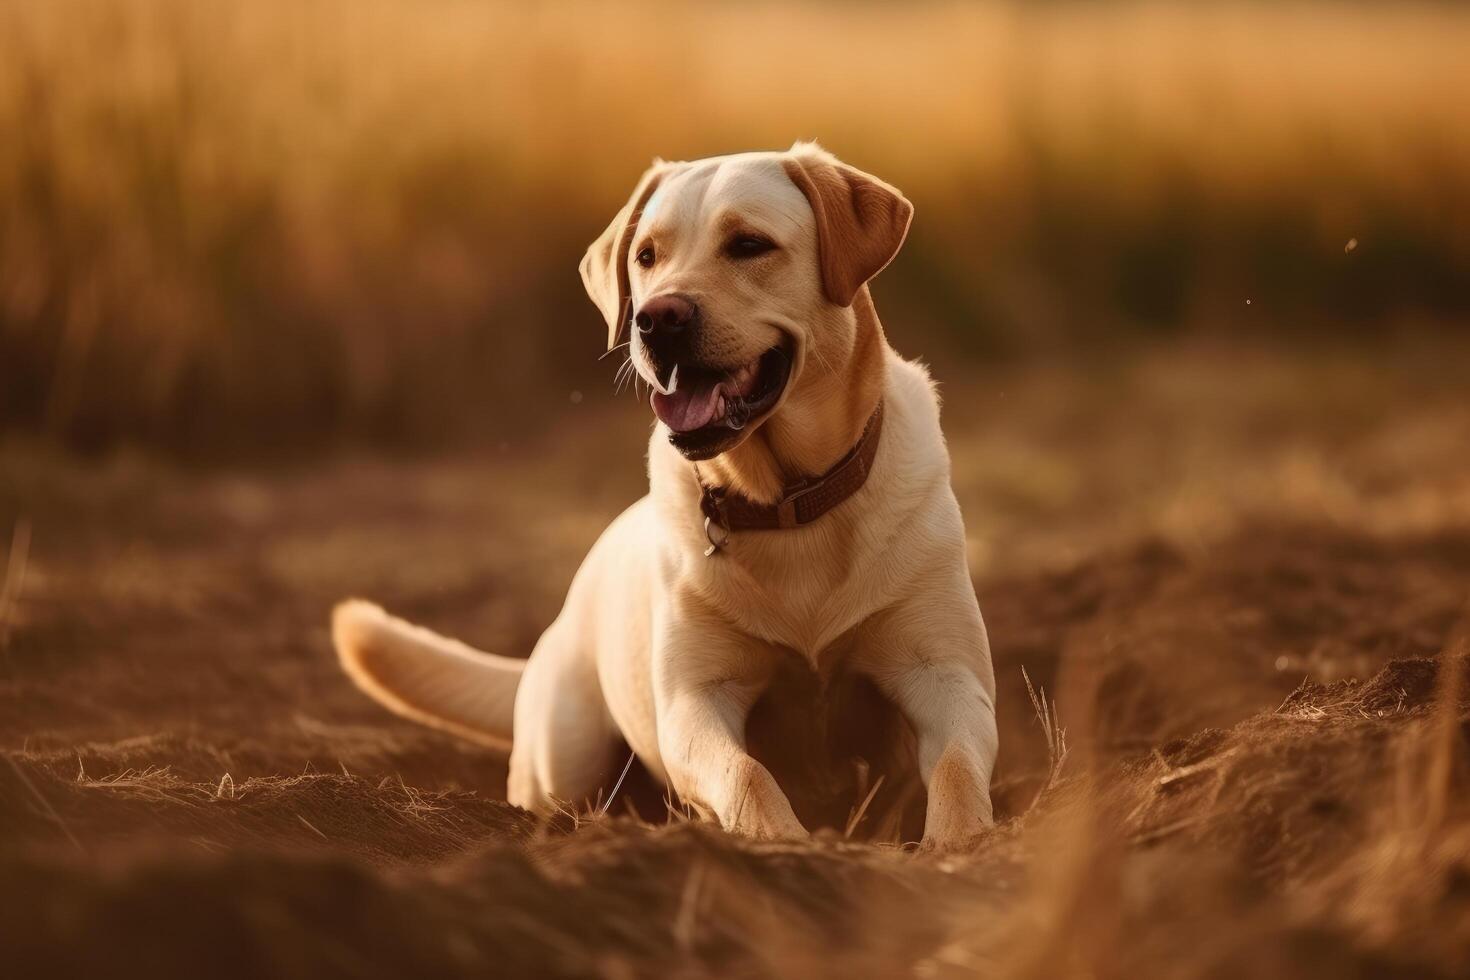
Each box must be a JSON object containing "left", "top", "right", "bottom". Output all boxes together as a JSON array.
[{"left": 581, "top": 143, "right": 911, "bottom": 461}]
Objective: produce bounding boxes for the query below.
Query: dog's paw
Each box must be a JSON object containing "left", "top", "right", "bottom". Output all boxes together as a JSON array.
[
  {"left": 722, "top": 758, "right": 810, "bottom": 841},
  {"left": 729, "top": 808, "right": 810, "bottom": 842},
  {"left": 917, "top": 826, "right": 990, "bottom": 855},
  {"left": 918, "top": 798, "right": 994, "bottom": 853},
  {"left": 919, "top": 746, "right": 994, "bottom": 852}
]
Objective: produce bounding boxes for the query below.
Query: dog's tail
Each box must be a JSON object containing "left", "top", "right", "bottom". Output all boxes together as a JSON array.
[{"left": 331, "top": 599, "right": 522, "bottom": 749}]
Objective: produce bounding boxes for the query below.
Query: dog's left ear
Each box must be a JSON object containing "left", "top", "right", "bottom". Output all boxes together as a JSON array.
[
  {"left": 783, "top": 147, "right": 913, "bottom": 307},
  {"left": 581, "top": 161, "right": 671, "bottom": 350}
]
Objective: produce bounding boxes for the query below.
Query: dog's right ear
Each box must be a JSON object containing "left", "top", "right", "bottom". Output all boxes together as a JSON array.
[{"left": 580, "top": 161, "right": 671, "bottom": 350}]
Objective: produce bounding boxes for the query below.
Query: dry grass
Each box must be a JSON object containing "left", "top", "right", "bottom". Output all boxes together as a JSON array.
[
  {"left": 4, "top": 344, "right": 1470, "bottom": 974},
  {"left": 1023, "top": 666, "right": 1069, "bottom": 798},
  {"left": 0, "top": 518, "right": 30, "bottom": 650},
  {"left": 2, "top": 0, "right": 1468, "bottom": 451}
]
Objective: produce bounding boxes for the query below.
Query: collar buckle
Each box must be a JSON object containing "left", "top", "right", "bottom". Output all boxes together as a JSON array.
[
  {"left": 692, "top": 399, "right": 884, "bottom": 549},
  {"left": 699, "top": 487, "right": 731, "bottom": 556},
  {"left": 703, "top": 515, "right": 731, "bottom": 557}
]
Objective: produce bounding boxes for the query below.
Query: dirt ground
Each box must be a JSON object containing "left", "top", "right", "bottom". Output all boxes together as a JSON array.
[{"left": 3, "top": 340, "right": 1470, "bottom": 978}]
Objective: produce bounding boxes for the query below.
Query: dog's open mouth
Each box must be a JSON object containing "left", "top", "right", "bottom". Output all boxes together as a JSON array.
[{"left": 649, "top": 344, "right": 791, "bottom": 459}]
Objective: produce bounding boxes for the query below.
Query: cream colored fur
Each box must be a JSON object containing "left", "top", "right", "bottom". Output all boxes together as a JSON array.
[{"left": 333, "top": 144, "right": 997, "bottom": 848}]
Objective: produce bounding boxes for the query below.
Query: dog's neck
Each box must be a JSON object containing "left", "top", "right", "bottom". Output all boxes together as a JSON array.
[{"left": 694, "top": 288, "right": 888, "bottom": 505}]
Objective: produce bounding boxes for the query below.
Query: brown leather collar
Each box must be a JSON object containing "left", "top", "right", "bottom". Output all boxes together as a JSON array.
[{"left": 696, "top": 401, "right": 884, "bottom": 552}]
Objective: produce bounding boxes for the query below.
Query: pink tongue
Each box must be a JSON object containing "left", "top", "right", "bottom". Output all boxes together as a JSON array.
[{"left": 651, "top": 383, "right": 722, "bottom": 433}]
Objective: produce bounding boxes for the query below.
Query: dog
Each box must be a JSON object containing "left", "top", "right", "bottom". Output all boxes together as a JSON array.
[{"left": 332, "top": 143, "right": 997, "bottom": 848}]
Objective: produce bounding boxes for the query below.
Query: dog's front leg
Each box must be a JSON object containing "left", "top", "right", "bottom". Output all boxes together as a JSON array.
[
  {"left": 887, "top": 659, "right": 997, "bottom": 850},
  {"left": 653, "top": 602, "right": 807, "bottom": 840},
  {"left": 861, "top": 592, "right": 998, "bottom": 850}
]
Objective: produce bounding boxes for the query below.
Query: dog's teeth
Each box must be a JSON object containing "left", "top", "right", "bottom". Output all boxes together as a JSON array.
[{"left": 667, "top": 364, "right": 679, "bottom": 394}]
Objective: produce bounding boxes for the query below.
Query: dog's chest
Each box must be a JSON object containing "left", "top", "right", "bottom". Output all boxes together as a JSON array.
[
  {"left": 711, "top": 540, "right": 884, "bottom": 665},
  {"left": 702, "top": 517, "right": 893, "bottom": 664}
]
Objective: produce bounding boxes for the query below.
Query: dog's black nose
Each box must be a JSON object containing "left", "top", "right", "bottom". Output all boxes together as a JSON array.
[{"left": 635, "top": 294, "right": 698, "bottom": 340}]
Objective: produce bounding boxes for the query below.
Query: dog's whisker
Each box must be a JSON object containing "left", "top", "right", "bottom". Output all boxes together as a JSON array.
[
  {"left": 811, "top": 345, "right": 835, "bottom": 376},
  {"left": 598, "top": 341, "right": 632, "bottom": 363},
  {"left": 613, "top": 356, "right": 637, "bottom": 395}
]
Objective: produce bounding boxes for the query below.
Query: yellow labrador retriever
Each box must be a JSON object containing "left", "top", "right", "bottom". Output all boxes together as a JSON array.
[{"left": 333, "top": 143, "right": 997, "bottom": 847}]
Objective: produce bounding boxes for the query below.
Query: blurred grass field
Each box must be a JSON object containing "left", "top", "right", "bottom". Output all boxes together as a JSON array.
[
  {"left": 6, "top": 4, "right": 1470, "bottom": 976},
  {"left": 2, "top": 0, "right": 1468, "bottom": 453}
]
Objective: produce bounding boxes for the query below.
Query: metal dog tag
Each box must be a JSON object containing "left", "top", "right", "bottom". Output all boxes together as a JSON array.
[{"left": 703, "top": 516, "right": 730, "bottom": 557}]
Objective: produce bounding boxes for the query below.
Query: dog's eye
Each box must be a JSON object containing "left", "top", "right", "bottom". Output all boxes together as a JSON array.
[
  {"left": 725, "top": 235, "right": 776, "bottom": 260},
  {"left": 635, "top": 247, "right": 656, "bottom": 269}
]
